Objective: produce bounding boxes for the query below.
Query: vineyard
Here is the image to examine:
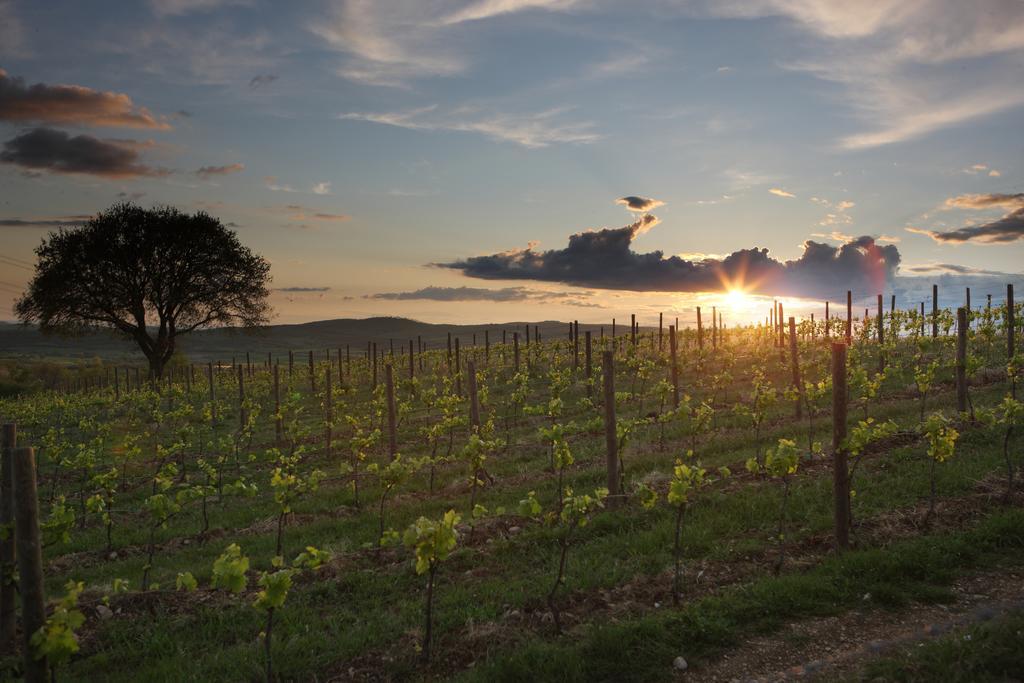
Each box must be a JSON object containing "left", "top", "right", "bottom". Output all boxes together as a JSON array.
[{"left": 1, "top": 291, "right": 1022, "bottom": 682}]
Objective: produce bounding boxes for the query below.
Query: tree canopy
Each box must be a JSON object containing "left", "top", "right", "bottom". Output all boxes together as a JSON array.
[{"left": 16, "top": 203, "right": 272, "bottom": 377}]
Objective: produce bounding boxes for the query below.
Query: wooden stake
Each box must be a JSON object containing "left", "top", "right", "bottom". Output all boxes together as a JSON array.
[
  {"left": 602, "top": 351, "right": 620, "bottom": 507},
  {"left": 831, "top": 343, "right": 850, "bottom": 551},
  {"left": 956, "top": 307, "right": 968, "bottom": 414},
  {"left": 0, "top": 424, "right": 15, "bottom": 654},
  {"left": 386, "top": 364, "right": 397, "bottom": 457},
  {"left": 13, "top": 447, "right": 49, "bottom": 683}
]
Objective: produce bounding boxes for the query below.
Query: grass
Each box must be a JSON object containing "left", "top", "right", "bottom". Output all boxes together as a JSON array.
[
  {"left": 0, "top": 327, "right": 1021, "bottom": 681},
  {"left": 848, "top": 609, "right": 1024, "bottom": 682}
]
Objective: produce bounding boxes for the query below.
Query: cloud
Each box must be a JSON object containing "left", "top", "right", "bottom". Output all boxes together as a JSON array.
[
  {"left": 908, "top": 192, "right": 1024, "bottom": 244},
  {"left": 769, "top": 188, "right": 795, "bottom": 198},
  {"left": 195, "top": 162, "right": 245, "bottom": 178},
  {"left": 438, "top": 0, "right": 581, "bottom": 26},
  {"left": 1, "top": 127, "right": 170, "bottom": 179},
  {"left": 248, "top": 73, "right": 277, "bottom": 89},
  {"left": 280, "top": 204, "right": 351, "bottom": 222},
  {"left": 616, "top": 196, "right": 665, "bottom": 212},
  {"left": 275, "top": 286, "right": 331, "bottom": 292},
  {"left": 367, "top": 285, "right": 600, "bottom": 305},
  {"left": 339, "top": 105, "right": 599, "bottom": 148},
  {"left": 943, "top": 193, "right": 1024, "bottom": 210},
  {"left": 150, "top": 0, "right": 253, "bottom": 16},
  {"left": 0, "top": 215, "right": 91, "bottom": 228},
  {"left": 435, "top": 213, "right": 900, "bottom": 298},
  {"left": 706, "top": 1, "right": 1024, "bottom": 148},
  {"left": 0, "top": 68, "right": 171, "bottom": 129},
  {"left": 904, "top": 263, "right": 1014, "bottom": 276},
  {"left": 264, "top": 176, "right": 334, "bottom": 195},
  {"left": 908, "top": 209, "right": 1024, "bottom": 244},
  {"left": 313, "top": 0, "right": 582, "bottom": 86},
  {"left": 963, "top": 163, "right": 1001, "bottom": 177}
]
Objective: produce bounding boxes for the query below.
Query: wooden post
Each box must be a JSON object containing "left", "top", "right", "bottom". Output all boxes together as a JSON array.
[
  {"left": 712, "top": 305, "right": 718, "bottom": 349},
  {"left": 669, "top": 325, "right": 679, "bottom": 409},
  {"left": 13, "top": 447, "right": 50, "bottom": 683},
  {"left": 696, "top": 306, "right": 703, "bottom": 350},
  {"left": 455, "top": 337, "right": 462, "bottom": 395},
  {"left": 602, "top": 351, "right": 620, "bottom": 507},
  {"left": 237, "top": 363, "right": 246, "bottom": 431},
  {"left": 845, "top": 290, "right": 852, "bottom": 345},
  {"left": 467, "top": 360, "right": 480, "bottom": 430},
  {"left": 0, "top": 424, "right": 15, "bottom": 654},
  {"left": 409, "top": 339, "right": 415, "bottom": 380},
  {"left": 585, "top": 330, "right": 593, "bottom": 397},
  {"left": 325, "top": 367, "right": 333, "bottom": 452},
  {"left": 1007, "top": 284, "right": 1016, "bottom": 398},
  {"left": 385, "top": 364, "right": 397, "bottom": 457},
  {"left": 932, "top": 284, "right": 939, "bottom": 338},
  {"left": 824, "top": 301, "right": 830, "bottom": 339},
  {"left": 877, "top": 293, "right": 885, "bottom": 374},
  {"left": 273, "top": 363, "right": 282, "bottom": 443},
  {"left": 372, "top": 342, "right": 378, "bottom": 390},
  {"left": 485, "top": 330, "right": 490, "bottom": 363},
  {"left": 309, "top": 350, "right": 316, "bottom": 393},
  {"left": 573, "top": 321, "right": 580, "bottom": 370},
  {"left": 113, "top": 366, "right": 120, "bottom": 401},
  {"left": 631, "top": 313, "right": 636, "bottom": 347},
  {"left": 789, "top": 317, "right": 802, "bottom": 419},
  {"left": 831, "top": 343, "right": 850, "bottom": 551},
  {"left": 288, "top": 349, "right": 294, "bottom": 380},
  {"left": 956, "top": 307, "right": 968, "bottom": 414},
  {"left": 658, "top": 312, "right": 664, "bottom": 351},
  {"left": 513, "top": 332, "right": 520, "bottom": 372},
  {"left": 208, "top": 362, "right": 216, "bottom": 425}
]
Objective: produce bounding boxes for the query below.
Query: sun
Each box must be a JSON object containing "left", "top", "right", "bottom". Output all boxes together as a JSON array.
[{"left": 725, "top": 288, "right": 748, "bottom": 308}]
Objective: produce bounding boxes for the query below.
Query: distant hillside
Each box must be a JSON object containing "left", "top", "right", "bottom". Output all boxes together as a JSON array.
[{"left": 0, "top": 317, "right": 632, "bottom": 365}]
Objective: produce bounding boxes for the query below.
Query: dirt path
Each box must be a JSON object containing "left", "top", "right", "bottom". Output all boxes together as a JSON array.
[{"left": 686, "top": 567, "right": 1024, "bottom": 682}]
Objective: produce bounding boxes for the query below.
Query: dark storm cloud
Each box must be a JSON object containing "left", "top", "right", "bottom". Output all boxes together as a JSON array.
[
  {"left": 367, "top": 285, "right": 600, "bottom": 305},
  {"left": 435, "top": 217, "right": 901, "bottom": 298},
  {"left": 1, "top": 127, "right": 170, "bottom": 178},
  {"left": 0, "top": 68, "right": 170, "bottom": 129},
  {"left": 616, "top": 195, "right": 664, "bottom": 212}
]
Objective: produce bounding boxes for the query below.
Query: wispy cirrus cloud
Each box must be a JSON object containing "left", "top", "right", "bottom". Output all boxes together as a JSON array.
[
  {"left": 1, "top": 127, "right": 169, "bottom": 179},
  {"left": 0, "top": 68, "right": 171, "bottom": 129},
  {"left": 706, "top": 0, "right": 1024, "bottom": 148},
  {"left": 313, "top": 0, "right": 584, "bottom": 87},
  {"left": 339, "top": 105, "right": 599, "bottom": 148}
]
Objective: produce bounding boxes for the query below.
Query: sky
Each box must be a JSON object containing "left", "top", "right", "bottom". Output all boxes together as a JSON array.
[{"left": 0, "top": 0, "right": 1022, "bottom": 327}]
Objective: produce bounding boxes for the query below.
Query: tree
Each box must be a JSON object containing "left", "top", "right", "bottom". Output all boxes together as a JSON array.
[{"left": 16, "top": 203, "right": 271, "bottom": 378}]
